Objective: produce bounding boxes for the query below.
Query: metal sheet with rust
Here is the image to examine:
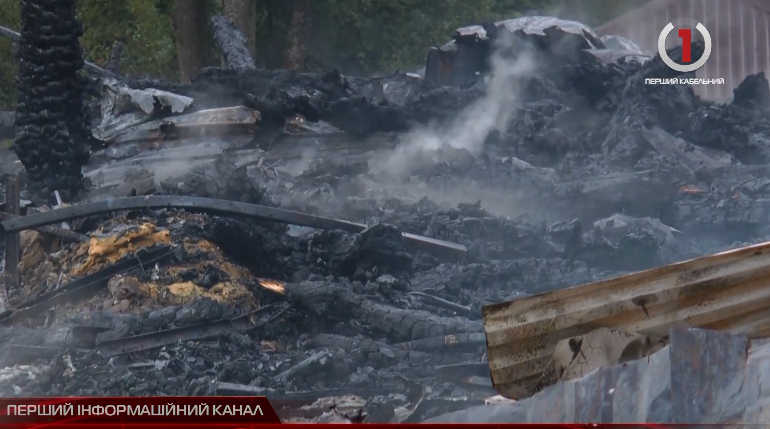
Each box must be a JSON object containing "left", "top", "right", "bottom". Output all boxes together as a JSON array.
[{"left": 483, "top": 240, "right": 770, "bottom": 399}]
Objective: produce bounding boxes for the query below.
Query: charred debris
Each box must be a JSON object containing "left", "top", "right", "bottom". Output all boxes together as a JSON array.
[{"left": 3, "top": 13, "right": 770, "bottom": 423}]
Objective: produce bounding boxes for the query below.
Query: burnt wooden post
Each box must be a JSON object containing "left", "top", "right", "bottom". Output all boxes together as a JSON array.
[{"left": 3, "top": 173, "right": 20, "bottom": 303}]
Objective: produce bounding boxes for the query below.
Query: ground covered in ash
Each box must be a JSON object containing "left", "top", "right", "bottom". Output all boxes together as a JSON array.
[{"left": 6, "top": 36, "right": 770, "bottom": 422}]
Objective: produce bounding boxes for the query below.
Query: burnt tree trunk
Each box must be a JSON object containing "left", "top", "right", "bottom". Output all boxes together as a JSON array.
[
  {"left": 211, "top": 15, "right": 256, "bottom": 70},
  {"left": 15, "top": 0, "right": 91, "bottom": 199},
  {"left": 221, "top": 0, "right": 256, "bottom": 58},
  {"left": 172, "top": 0, "right": 213, "bottom": 83},
  {"left": 282, "top": 0, "right": 312, "bottom": 70},
  {"left": 105, "top": 41, "right": 124, "bottom": 74}
]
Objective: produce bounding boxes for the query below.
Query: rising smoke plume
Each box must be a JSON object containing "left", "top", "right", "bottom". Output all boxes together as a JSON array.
[{"left": 377, "top": 32, "right": 538, "bottom": 177}]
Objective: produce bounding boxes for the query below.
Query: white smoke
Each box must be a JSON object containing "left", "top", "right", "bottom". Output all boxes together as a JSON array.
[{"left": 377, "top": 32, "right": 537, "bottom": 176}]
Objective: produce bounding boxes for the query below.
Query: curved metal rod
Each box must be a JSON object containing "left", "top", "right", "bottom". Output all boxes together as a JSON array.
[
  {"left": 0, "top": 196, "right": 466, "bottom": 260},
  {"left": 0, "top": 24, "right": 115, "bottom": 77}
]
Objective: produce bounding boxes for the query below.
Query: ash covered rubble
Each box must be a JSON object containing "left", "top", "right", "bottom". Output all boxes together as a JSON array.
[{"left": 5, "top": 14, "right": 770, "bottom": 424}]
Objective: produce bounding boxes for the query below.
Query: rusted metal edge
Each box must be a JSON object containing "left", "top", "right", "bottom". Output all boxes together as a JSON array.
[
  {"left": 0, "top": 245, "right": 176, "bottom": 325},
  {"left": 0, "top": 196, "right": 467, "bottom": 261},
  {"left": 483, "top": 239, "right": 770, "bottom": 399},
  {"left": 96, "top": 302, "right": 286, "bottom": 357}
]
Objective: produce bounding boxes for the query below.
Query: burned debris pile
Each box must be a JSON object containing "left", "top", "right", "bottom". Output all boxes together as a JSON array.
[{"left": 5, "top": 15, "right": 770, "bottom": 423}]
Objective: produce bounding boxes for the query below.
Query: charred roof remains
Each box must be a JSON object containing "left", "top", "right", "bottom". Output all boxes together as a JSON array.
[
  {"left": 3, "top": 3, "right": 770, "bottom": 424},
  {"left": 424, "top": 16, "right": 640, "bottom": 88}
]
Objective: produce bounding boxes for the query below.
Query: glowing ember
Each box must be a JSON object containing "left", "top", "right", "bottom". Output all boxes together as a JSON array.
[
  {"left": 679, "top": 185, "right": 705, "bottom": 194},
  {"left": 257, "top": 278, "right": 285, "bottom": 295}
]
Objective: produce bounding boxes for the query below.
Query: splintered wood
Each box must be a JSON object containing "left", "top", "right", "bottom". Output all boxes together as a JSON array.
[{"left": 482, "top": 239, "right": 770, "bottom": 399}]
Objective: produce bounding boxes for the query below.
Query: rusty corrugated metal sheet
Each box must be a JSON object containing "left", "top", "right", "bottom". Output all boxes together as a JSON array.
[
  {"left": 596, "top": 0, "right": 770, "bottom": 102},
  {"left": 483, "top": 239, "right": 770, "bottom": 399}
]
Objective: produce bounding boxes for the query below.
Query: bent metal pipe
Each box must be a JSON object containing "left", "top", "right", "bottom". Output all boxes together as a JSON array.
[{"left": 0, "top": 195, "right": 467, "bottom": 261}]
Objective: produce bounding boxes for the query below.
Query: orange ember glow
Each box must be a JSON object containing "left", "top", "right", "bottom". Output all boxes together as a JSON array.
[
  {"left": 257, "top": 278, "right": 286, "bottom": 295},
  {"left": 679, "top": 185, "right": 705, "bottom": 194}
]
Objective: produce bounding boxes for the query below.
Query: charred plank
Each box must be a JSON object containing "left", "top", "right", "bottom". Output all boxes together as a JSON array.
[
  {"left": 284, "top": 281, "right": 481, "bottom": 342},
  {"left": 96, "top": 303, "right": 286, "bottom": 357}
]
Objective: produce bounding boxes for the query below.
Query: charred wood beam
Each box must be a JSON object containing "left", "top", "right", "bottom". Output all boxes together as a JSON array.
[
  {"left": 96, "top": 303, "right": 286, "bottom": 357},
  {"left": 210, "top": 15, "right": 256, "bottom": 70},
  {"left": 310, "top": 333, "right": 481, "bottom": 367},
  {"left": 410, "top": 292, "right": 472, "bottom": 315},
  {"left": 284, "top": 281, "right": 481, "bottom": 342},
  {"left": 215, "top": 382, "right": 275, "bottom": 396},
  {"left": 0, "top": 24, "right": 115, "bottom": 77},
  {"left": 0, "top": 196, "right": 467, "bottom": 260},
  {"left": 105, "top": 41, "right": 124, "bottom": 74},
  {"left": 274, "top": 350, "right": 330, "bottom": 382}
]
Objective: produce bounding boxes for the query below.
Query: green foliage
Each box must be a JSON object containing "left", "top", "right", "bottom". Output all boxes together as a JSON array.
[
  {"left": 0, "top": 0, "right": 19, "bottom": 110},
  {"left": 260, "top": 0, "right": 545, "bottom": 74},
  {"left": 77, "top": 0, "right": 178, "bottom": 78},
  {"left": 0, "top": 0, "right": 651, "bottom": 109},
  {"left": 308, "top": 0, "right": 523, "bottom": 74},
  {"left": 0, "top": 0, "right": 178, "bottom": 108}
]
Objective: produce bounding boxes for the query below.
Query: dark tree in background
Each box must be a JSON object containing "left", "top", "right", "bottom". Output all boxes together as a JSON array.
[
  {"left": 222, "top": 0, "right": 257, "bottom": 58},
  {"left": 14, "top": 0, "right": 91, "bottom": 199},
  {"left": 283, "top": 0, "right": 312, "bottom": 71},
  {"left": 0, "top": 0, "right": 655, "bottom": 110},
  {"left": 172, "top": 0, "right": 213, "bottom": 83}
]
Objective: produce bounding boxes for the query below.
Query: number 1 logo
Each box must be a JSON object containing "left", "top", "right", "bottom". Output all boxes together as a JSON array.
[
  {"left": 678, "top": 28, "right": 692, "bottom": 63},
  {"left": 658, "top": 22, "right": 712, "bottom": 73}
]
